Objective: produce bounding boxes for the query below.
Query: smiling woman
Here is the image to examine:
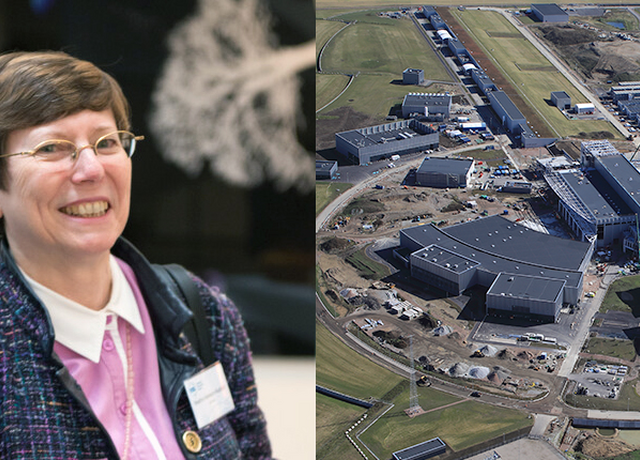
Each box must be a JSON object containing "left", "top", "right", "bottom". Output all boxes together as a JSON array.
[{"left": 0, "top": 51, "right": 272, "bottom": 460}]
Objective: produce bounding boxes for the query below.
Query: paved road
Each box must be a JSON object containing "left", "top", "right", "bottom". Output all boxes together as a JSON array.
[
  {"left": 317, "top": 143, "right": 493, "bottom": 233},
  {"left": 557, "top": 264, "right": 617, "bottom": 378}
]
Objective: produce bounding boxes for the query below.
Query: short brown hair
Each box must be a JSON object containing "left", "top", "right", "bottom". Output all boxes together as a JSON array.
[{"left": 0, "top": 51, "right": 131, "bottom": 188}]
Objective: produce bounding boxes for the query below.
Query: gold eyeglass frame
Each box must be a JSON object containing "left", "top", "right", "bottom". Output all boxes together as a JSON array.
[{"left": 0, "top": 130, "right": 145, "bottom": 161}]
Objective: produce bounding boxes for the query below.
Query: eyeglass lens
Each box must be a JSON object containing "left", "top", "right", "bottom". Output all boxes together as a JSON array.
[{"left": 34, "top": 131, "right": 137, "bottom": 161}]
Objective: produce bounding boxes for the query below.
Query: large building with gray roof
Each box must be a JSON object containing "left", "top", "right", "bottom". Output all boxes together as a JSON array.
[
  {"left": 401, "top": 93, "right": 451, "bottom": 120},
  {"left": 544, "top": 140, "right": 640, "bottom": 250},
  {"left": 415, "top": 157, "right": 474, "bottom": 188},
  {"left": 486, "top": 91, "right": 526, "bottom": 133},
  {"left": 531, "top": 3, "right": 569, "bottom": 22},
  {"left": 335, "top": 119, "right": 439, "bottom": 165},
  {"left": 399, "top": 215, "right": 593, "bottom": 321}
]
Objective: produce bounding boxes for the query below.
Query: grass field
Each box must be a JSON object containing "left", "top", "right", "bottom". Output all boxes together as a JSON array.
[
  {"left": 360, "top": 392, "right": 533, "bottom": 458},
  {"left": 321, "top": 17, "right": 447, "bottom": 78},
  {"left": 600, "top": 274, "right": 640, "bottom": 314},
  {"left": 317, "top": 318, "right": 534, "bottom": 458},
  {"left": 317, "top": 20, "right": 347, "bottom": 57},
  {"left": 451, "top": 8, "right": 616, "bottom": 139},
  {"left": 316, "top": 394, "right": 366, "bottom": 460},
  {"left": 584, "top": 337, "right": 637, "bottom": 361},
  {"left": 316, "top": 181, "right": 352, "bottom": 215},
  {"left": 345, "top": 245, "right": 391, "bottom": 280},
  {"left": 317, "top": 10, "right": 455, "bottom": 116},
  {"left": 316, "top": 320, "right": 404, "bottom": 398},
  {"left": 591, "top": 10, "right": 638, "bottom": 31},
  {"left": 318, "top": 73, "right": 454, "bottom": 117},
  {"left": 316, "top": 74, "right": 350, "bottom": 111}
]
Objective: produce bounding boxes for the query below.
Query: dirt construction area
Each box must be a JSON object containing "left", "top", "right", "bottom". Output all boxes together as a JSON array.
[
  {"left": 316, "top": 150, "right": 574, "bottom": 402},
  {"left": 534, "top": 22, "right": 640, "bottom": 90}
]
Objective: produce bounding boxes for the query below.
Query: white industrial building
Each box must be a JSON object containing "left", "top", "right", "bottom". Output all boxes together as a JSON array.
[{"left": 575, "top": 103, "right": 595, "bottom": 114}]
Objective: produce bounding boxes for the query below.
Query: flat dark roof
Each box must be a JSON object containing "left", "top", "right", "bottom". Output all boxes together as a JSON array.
[
  {"left": 401, "top": 215, "right": 589, "bottom": 288},
  {"left": 404, "top": 93, "right": 450, "bottom": 106},
  {"left": 583, "top": 169, "right": 633, "bottom": 216},
  {"left": 337, "top": 120, "right": 435, "bottom": 149},
  {"left": 413, "top": 245, "right": 480, "bottom": 274},
  {"left": 417, "top": 157, "right": 473, "bottom": 176},
  {"left": 316, "top": 160, "right": 336, "bottom": 170},
  {"left": 597, "top": 155, "right": 640, "bottom": 210},
  {"left": 393, "top": 437, "right": 446, "bottom": 460},
  {"left": 441, "top": 215, "right": 589, "bottom": 270},
  {"left": 488, "top": 273, "right": 565, "bottom": 302},
  {"left": 488, "top": 91, "right": 525, "bottom": 121},
  {"left": 559, "top": 170, "right": 620, "bottom": 218},
  {"left": 532, "top": 3, "right": 567, "bottom": 16}
]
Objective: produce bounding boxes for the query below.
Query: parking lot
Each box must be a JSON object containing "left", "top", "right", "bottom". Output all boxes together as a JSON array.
[
  {"left": 572, "top": 361, "right": 628, "bottom": 400},
  {"left": 472, "top": 303, "right": 585, "bottom": 350}
]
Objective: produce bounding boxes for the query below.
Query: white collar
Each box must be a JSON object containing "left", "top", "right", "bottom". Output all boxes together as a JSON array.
[{"left": 20, "top": 255, "right": 145, "bottom": 363}]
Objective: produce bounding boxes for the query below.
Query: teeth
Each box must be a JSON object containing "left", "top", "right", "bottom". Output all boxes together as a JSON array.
[{"left": 61, "top": 201, "right": 109, "bottom": 217}]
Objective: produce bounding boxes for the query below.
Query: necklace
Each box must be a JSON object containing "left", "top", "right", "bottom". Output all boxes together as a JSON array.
[{"left": 122, "top": 322, "right": 135, "bottom": 460}]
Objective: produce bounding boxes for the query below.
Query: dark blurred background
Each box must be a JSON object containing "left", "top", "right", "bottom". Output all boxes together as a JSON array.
[{"left": 2, "top": 0, "right": 315, "bottom": 355}]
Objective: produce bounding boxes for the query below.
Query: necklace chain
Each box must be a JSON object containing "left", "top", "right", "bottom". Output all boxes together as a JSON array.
[{"left": 122, "top": 322, "right": 134, "bottom": 460}]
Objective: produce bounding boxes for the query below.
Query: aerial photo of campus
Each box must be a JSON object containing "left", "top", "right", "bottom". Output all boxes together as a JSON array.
[{"left": 316, "top": 2, "right": 640, "bottom": 459}]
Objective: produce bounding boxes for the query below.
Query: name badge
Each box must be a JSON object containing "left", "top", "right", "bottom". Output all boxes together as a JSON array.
[{"left": 184, "top": 361, "right": 235, "bottom": 429}]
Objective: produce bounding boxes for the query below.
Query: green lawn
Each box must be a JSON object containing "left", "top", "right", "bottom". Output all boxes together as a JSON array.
[
  {"left": 452, "top": 9, "right": 618, "bottom": 139},
  {"left": 317, "top": 316, "right": 533, "bottom": 459},
  {"left": 316, "top": 394, "right": 366, "bottom": 460},
  {"left": 584, "top": 337, "right": 637, "bottom": 361},
  {"left": 319, "top": 73, "right": 454, "bottom": 117},
  {"left": 321, "top": 19, "right": 447, "bottom": 77},
  {"left": 316, "top": 74, "right": 350, "bottom": 112},
  {"left": 317, "top": 7, "right": 455, "bottom": 117},
  {"left": 317, "top": 19, "right": 348, "bottom": 58},
  {"left": 600, "top": 274, "right": 640, "bottom": 314},
  {"left": 345, "top": 245, "right": 391, "bottom": 280},
  {"left": 316, "top": 182, "right": 352, "bottom": 215},
  {"left": 361, "top": 394, "right": 533, "bottom": 458},
  {"left": 316, "top": 320, "right": 403, "bottom": 399}
]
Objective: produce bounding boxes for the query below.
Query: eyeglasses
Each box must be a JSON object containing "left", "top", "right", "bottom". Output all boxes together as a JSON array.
[{"left": 0, "top": 130, "right": 144, "bottom": 162}]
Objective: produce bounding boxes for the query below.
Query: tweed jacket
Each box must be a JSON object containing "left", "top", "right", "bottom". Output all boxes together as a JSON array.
[{"left": 0, "top": 237, "right": 272, "bottom": 459}]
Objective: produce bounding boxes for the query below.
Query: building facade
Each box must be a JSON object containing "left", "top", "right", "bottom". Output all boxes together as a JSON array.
[
  {"left": 403, "top": 68, "right": 425, "bottom": 85},
  {"left": 531, "top": 3, "right": 569, "bottom": 22},
  {"left": 402, "top": 93, "right": 452, "bottom": 120},
  {"left": 415, "top": 157, "right": 473, "bottom": 188},
  {"left": 551, "top": 91, "right": 571, "bottom": 110},
  {"left": 335, "top": 119, "right": 439, "bottom": 165}
]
